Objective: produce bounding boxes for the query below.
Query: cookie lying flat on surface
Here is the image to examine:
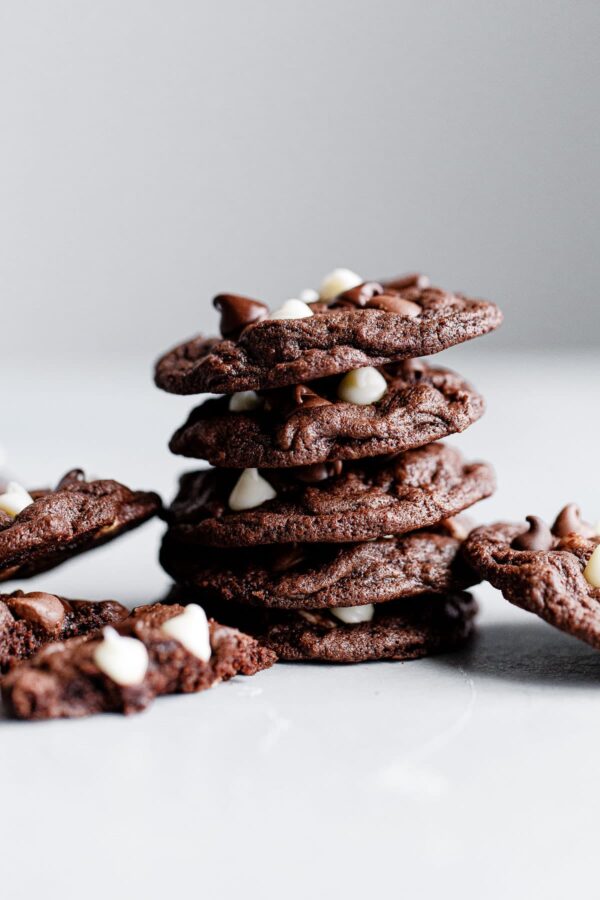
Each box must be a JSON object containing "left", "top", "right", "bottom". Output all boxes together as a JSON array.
[
  {"left": 165, "top": 586, "right": 477, "bottom": 664},
  {"left": 2, "top": 602, "right": 276, "bottom": 720},
  {"left": 462, "top": 505, "right": 600, "bottom": 648},
  {"left": 155, "top": 275, "right": 502, "bottom": 394},
  {"left": 0, "top": 470, "right": 161, "bottom": 582},
  {"left": 160, "top": 519, "right": 479, "bottom": 609},
  {"left": 168, "top": 360, "right": 485, "bottom": 469},
  {"left": 165, "top": 443, "right": 495, "bottom": 547},
  {"left": 0, "top": 589, "right": 127, "bottom": 672}
]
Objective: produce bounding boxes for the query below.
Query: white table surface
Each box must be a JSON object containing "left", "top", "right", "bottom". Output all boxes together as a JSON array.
[{"left": 1, "top": 346, "right": 599, "bottom": 900}]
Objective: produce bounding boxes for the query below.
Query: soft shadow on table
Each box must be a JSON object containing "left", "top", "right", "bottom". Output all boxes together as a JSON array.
[{"left": 433, "top": 619, "right": 600, "bottom": 687}]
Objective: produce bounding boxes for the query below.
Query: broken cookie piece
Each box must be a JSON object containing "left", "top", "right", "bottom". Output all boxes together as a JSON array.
[
  {"left": 2, "top": 602, "right": 276, "bottom": 720},
  {"left": 0, "top": 589, "right": 128, "bottom": 672}
]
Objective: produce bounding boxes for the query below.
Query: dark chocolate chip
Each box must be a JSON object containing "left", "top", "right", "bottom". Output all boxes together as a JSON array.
[
  {"left": 366, "top": 294, "right": 421, "bottom": 316},
  {"left": 383, "top": 273, "right": 430, "bottom": 292},
  {"left": 213, "top": 294, "right": 269, "bottom": 339},
  {"left": 57, "top": 469, "right": 86, "bottom": 489},
  {"left": 551, "top": 504, "right": 596, "bottom": 538},
  {"left": 292, "top": 384, "right": 331, "bottom": 411},
  {"left": 511, "top": 516, "right": 554, "bottom": 552},
  {"left": 270, "top": 545, "right": 306, "bottom": 573},
  {"left": 295, "top": 460, "right": 343, "bottom": 484},
  {"left": 9, "top": 591, "right": 66, "bottom": 634},
  {"left": 332, "top": 282, "right": 384, "bottom": 308}
]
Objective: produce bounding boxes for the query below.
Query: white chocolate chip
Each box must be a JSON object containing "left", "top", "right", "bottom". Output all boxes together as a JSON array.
[
  {"left": 228, "top": 468, "right": 277, "bottom": 511},
  {"left": 268, "top": 299, "right": 314, "bottom": 320},
  {"left": 318, "top": 268, "right": 363, "bottom": 301},
  {"left": 584, "top": 545, "right": 600, "bottom": 588},
  {"left": 299, "top": 288, "right": 319, "bottom": 303},
  {"left": 0, "top": 482, "right": 34, "bottom": 517},
  {"left": 161, "top": 604, "right": 211, "bottom": 662},
  {"left": 330, "top": 604, "right": 375, "bottom": 624},
  {"left": 337, "top": 367, "right": 387, "bottom": 405},
  {"left": 93, "top": 627, "right": 149, "bottom": 686},
  {"left": 228, "top": 390, "right": 263, "bottom": 412}
]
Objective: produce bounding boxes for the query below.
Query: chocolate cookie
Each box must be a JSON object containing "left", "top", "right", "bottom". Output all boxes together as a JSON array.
[
  {"left": 0, "top": 470, "right": 161, "bottom": 582},
  {"left": 2, "top": 602, "right": 276, "bottom": 720},
  {"left": 462, "top": 505, "right": 600, "bottom": 648},
  {"left": 160, "top": 519, "right": 479, "bottom": 609},
  {"left": 0, "top": 589, "right": 128, "bottom": 672},
  {"left": 165, "top": 586, "right": 477, "bottom": 663},
  {"left": 155, "top": 276, "right": 502, "bottom": 394},
  {"left": 165, "top": 443, "right": 495, "bottom": 547},
  {"left": 168, "top": 360, "right": 485, "bottom": 468}
]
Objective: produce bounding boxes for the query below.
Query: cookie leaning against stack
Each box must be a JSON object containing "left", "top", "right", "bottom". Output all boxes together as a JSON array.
[{"left": 156, "top": 268, "right": 502, "bottom": 662}]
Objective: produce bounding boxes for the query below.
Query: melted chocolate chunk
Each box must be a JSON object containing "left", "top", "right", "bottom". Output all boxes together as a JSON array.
[
  {"left": 9, "top": 592, "right": 66, "bottom": 635},
  {"left": 331, "top": 282, "right": 385, "bottom": 308},
  {"left": 213, "top": 294, "right": 268, "bottom": 339},
  {"left": 366, "top": 294, "right": 421, "bottom": 316}
]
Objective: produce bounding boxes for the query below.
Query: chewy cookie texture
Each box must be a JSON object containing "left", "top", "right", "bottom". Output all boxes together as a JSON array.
[
  {"left": 157, "top": 268, "right": 502, "bottom": 663},
  {"left": 2, "top": 602, "right": 276, "bottom": 720},
  {"left": 164, "top": 443, "right": 495, "bottom": 548},
  {"left": 161, "top": 519, "right": 479, "bottom": 610},
  {"left": 168, "top": 360, "right": 485, "bottom": 469}
]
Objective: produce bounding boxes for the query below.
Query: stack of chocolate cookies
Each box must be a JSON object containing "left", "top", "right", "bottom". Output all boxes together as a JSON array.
[{"left": 156, "top": 269, "right": 503, "bottom": 663}]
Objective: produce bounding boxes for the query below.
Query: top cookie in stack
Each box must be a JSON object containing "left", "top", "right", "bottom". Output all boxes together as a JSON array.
[{"left": 156, "top": 269, "right": 502, "bottom": 663}]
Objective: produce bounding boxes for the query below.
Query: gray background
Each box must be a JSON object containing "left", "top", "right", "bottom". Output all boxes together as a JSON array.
[
  {"left": 1, "top": 0, "right": 599, "bottom": 360},
  {"left": 1, "top": 7, "right": 600, "bottom": 899}
]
